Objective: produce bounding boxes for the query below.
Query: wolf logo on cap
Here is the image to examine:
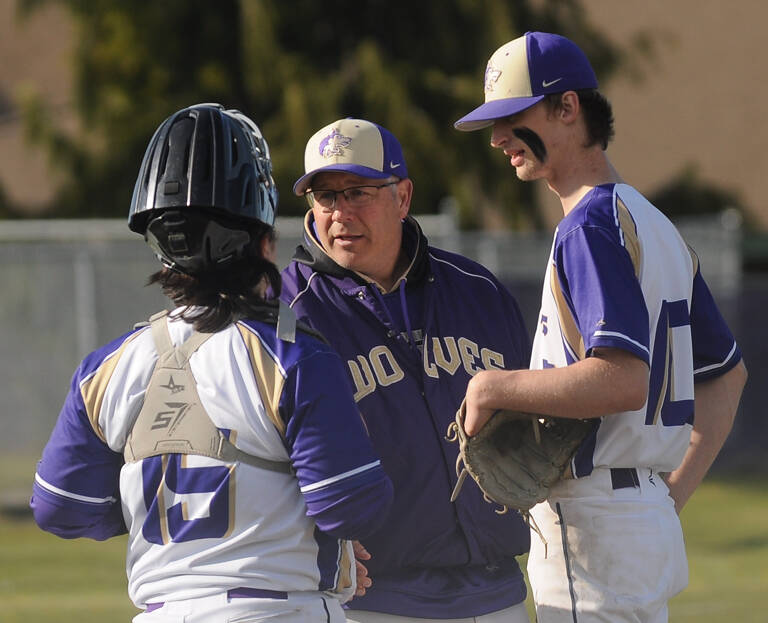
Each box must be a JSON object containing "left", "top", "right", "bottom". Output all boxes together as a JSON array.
[{"left": 319, "top": 129, "right": 352, "bottom": 159}]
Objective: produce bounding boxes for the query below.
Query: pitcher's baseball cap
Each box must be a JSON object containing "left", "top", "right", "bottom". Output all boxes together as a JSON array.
[
  {"left": 454, "top": 31, "right": 598, "bottom": 132},
  {"left": 293, "top": 118, "right": 408, "bottom": 195}
]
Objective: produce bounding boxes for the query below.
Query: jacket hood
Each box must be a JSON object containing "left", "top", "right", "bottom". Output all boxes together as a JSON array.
[{"left": 292, "top": 212, "right": 430, "bottom": 288}]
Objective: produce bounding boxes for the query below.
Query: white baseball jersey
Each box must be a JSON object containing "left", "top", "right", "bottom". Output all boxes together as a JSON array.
[
  {"left": 32, "top": 308, "right": 393, "bottom": 609},
  {"left": 531, "top": 183, "right": 740, "bottom": 474}
]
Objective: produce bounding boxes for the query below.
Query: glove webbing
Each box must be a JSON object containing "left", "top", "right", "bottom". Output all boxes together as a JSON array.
[{"left": 445, "top": 418, "right": 549, "bottom": 558}]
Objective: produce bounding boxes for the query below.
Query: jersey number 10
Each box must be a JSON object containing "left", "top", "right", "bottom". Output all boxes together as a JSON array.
[{"left": 645, "top": 299, "right": 694, "bottom": 427}]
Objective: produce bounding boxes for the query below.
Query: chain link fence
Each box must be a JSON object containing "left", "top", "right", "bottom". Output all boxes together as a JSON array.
[{"left": 1, "top": 209, "right": 760, "bottom": 505}]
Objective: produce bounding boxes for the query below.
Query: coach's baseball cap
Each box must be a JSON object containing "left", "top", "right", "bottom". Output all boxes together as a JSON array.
[
  {"left": 454, "top": 31, "right": 598, "bottom": 132},
  {"left": 293, "top": 118, "right": 408, "bottom": 195}
]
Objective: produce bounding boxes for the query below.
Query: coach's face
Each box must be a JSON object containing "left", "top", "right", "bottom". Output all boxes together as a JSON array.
[{"left": 309, "top": 172, "right": 412, "bottom": 290}]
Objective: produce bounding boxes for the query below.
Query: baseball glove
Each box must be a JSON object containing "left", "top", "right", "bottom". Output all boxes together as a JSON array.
[{"left": 446, "top": 400, "right": 593, "bottom": 515}]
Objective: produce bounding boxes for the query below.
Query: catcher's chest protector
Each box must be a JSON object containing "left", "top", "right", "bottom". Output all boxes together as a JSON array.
[{"left": 124, "top": 310, "right": 291, "bottom": 474}]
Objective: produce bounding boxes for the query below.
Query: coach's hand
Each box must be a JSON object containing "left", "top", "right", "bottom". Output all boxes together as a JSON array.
[{"left": 352, "top": 540, "right": 372, "bottom": 597}]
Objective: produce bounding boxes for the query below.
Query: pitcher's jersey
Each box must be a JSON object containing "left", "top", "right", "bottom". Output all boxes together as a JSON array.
[
  {"left": 531, "top": 184, "right": 741, "bottom": 475},
  {"left": 32, "top": 309, "right": 392, "bottom": 608}
]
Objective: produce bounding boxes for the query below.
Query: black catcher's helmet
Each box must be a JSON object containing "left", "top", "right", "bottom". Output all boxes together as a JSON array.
[{"left": 128, "top": 103, "right": 278, "bottom": 274}]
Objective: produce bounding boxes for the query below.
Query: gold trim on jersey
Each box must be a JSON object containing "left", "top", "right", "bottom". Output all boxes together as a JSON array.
[
  {"left": 687, "top": 244, "right": 700, "bottom": 275},
  {"left": 158, "top": 454, "right": 171, "bottom": 544},
  {"left": 650, "top": 316, "right": 673, "bottom": 425},
  {"left": 336, "top": 541, "right": 353, "bottom": 592},
  {"left": 236, "top": 324, "right": 287, "bottom": 437},
  {"left": 616, "top": 197, "right": 642, "bottom": 278},
  {"left": 80, "top": 330, "right": 146, "bottom": 443},
  {"left": 549, "top": 262, "right": 586, "bottom": 360}
]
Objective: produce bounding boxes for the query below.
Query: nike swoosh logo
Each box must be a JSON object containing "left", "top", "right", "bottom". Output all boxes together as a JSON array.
[
  {"left": 390, "top": 162, "right": 401, "bottom": 169},
  {"left": 542, "top": 78, "right": 563, "bottom": 88}
]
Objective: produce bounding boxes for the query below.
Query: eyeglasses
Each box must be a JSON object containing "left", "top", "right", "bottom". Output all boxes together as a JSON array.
[{"left": 304, "top": 181, "right": 398, "bottom": 210}]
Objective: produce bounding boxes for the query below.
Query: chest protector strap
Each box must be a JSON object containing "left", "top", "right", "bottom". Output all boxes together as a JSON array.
[{"left": 124, "top": 310, "right": 292, "bottom": 474}]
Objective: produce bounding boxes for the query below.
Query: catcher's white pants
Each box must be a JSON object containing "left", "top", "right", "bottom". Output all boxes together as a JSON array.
[
  {"left": 527, "top": 467, "right": 688, "bottom": 623},
  {"left": 132, "top": 590, "right": 345, "bottom": 623},
  {"left": 345, "top": 601, "right": 529, "bottom": 622}
]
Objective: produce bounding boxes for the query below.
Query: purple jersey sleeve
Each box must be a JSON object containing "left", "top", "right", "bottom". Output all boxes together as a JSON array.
[
  {"left": 281, "top": 349, "right": 394, "bottom": 540},
  {"left": 689, "top": 267, "right": 742, "bottom": 380},
  {"left": 557, "top": 224, "right": 650, "bottom": 362},
  {"left": 31, "top": 366, "right": 127, "bottom": 540}
]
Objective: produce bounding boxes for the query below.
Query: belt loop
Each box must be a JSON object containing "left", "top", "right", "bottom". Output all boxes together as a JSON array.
[{"left": 610, "top": 467, "right": 640, "bottom": 490}]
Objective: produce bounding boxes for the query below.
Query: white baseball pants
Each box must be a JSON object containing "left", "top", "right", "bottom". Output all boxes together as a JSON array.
[
  {"left": 527, "top": 467, "right": 688, "bottom": 623},
  {"left": 132, "top": 590, "right": 346, "bottom": 623}
]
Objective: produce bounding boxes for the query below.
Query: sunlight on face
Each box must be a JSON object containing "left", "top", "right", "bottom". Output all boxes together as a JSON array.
[{"left": 310, "top": 172, "right": 410, "bottom": 286}]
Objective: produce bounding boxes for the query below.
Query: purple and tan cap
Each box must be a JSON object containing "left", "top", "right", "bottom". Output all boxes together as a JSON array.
[
  {"left": 454, "top": 31, "right": 598, "bottom": 132},
  {"left": 293, "top": 118, "right": 408, "bottom": 195}
]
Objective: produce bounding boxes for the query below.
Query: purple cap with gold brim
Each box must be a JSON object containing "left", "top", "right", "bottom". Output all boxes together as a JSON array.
[
  {"left": 293, "top": 118, "right": 408, "bottom": 195},
  {"left": 454, "top": 31, "right": 598, "bottom": 131}
]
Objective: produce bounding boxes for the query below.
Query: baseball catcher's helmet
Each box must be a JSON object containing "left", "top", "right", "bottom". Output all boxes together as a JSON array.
[{"left": 128, "top": 103, "right": 278, "bottom": 274}]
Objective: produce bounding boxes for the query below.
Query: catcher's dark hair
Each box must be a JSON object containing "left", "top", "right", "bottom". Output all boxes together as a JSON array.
[
  {"left": 147, "top": 227, "right": 281, "bottom": 333},
  {"left": 545, "top": 89, "right": 614, "bottom": 150}
]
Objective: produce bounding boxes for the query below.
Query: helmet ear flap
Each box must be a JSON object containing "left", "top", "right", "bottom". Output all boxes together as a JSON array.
[
  {"left": 145, "top": 211, "right": 201, "bottom": 273},
  {"left": 203, "top": 220, "right": 252, "bottom": 267},
  {"left": 145, "top": 210, "right": 257, "bottom": 275}
]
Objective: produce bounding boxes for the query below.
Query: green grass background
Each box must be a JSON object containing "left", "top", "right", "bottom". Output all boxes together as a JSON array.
[{"left": 2, "top": 453, "right": 766, "bottom": 622}]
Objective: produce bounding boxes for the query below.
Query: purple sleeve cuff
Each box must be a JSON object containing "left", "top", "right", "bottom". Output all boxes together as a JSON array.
[
  {"left": 31, "top": 480, "right": 126, "bottom": 541},
  {"left": 305, "top": 474, "right": 393, "bottom": 540}
]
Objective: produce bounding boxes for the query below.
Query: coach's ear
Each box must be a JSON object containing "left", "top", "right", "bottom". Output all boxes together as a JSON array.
[{"left": 396, "top": 178, "right": 413, "bottom": 219}]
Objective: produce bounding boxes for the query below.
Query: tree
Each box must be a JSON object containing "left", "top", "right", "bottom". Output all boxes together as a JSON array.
[
  {"left": 649, "top": 164, "right": 745, "bottom": 219},
  {"left": 19, "top": 0, "right": 248, "bottom": 218},
  {"left": 19, "top": 0, "right": 630, "bottom": 229}
]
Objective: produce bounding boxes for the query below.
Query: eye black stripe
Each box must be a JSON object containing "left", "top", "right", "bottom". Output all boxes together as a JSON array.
[{"left": 513, "top": 128, "right": 547, "bottom": 162}]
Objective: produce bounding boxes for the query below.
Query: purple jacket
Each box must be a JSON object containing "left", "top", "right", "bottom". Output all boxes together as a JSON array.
[{"left": 280, "top": 215, "right": 532, "bottom": 618}]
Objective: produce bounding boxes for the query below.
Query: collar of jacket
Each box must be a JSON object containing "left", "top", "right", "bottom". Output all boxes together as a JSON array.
[{"left": 292, "top": 212, "right": 431, "bottom": 288}]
